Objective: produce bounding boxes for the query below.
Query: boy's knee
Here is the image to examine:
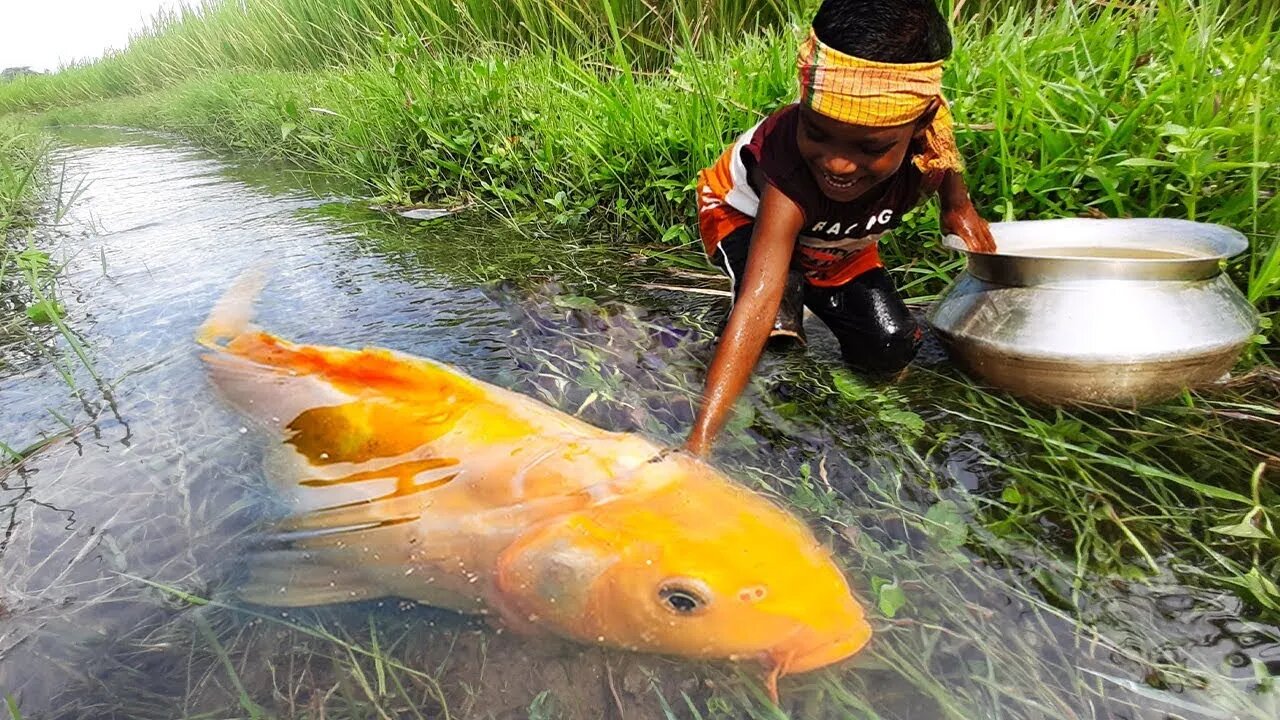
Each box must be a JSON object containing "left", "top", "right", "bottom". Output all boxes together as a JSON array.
[{"left": 841, "top": 320, "right": 922, "bottom": 376}]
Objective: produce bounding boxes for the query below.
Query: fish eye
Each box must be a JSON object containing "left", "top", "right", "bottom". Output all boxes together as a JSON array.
[{"left": 658, "top": 581, "right": 709, "bottom": 615}]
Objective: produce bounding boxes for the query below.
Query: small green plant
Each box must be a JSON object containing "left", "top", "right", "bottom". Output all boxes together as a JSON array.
[{"left": 3, "top": 695, "right": 22, "bottom": 720}]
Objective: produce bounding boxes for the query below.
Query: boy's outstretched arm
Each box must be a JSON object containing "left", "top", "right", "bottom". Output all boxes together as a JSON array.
[
  {"left": 938, "top": 169, "right": 995, "bottom": 253},
  {"left": 686, "top": 185, "right": 804, "bottom": 456}
]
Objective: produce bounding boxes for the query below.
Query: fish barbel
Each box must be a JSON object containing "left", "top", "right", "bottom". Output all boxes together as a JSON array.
[{"left": 196, "top": 270, "right": 871, "bottom": 701}]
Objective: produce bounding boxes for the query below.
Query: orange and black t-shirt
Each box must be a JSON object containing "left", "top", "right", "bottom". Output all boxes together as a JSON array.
[{"left": 696, "top": 103, "right": 928, "bottom": 287}]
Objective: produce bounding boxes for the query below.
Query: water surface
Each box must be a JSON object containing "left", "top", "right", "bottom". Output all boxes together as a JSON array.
[
  {"left": 1, "top": 127, "right": 1276, "bottom": 720},
  {"left": 1018, "top": 246, "right": 1197, "bottom": 260}
]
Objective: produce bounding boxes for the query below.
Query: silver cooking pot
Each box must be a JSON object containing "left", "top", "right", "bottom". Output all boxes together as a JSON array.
[{"left": 926, "top": 218, "right": 1258, "bottom": 406}]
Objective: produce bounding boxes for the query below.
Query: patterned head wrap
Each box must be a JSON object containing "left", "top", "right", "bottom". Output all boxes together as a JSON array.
[{"left": 796, "top": 28, "right": 964, "bottom": 180}]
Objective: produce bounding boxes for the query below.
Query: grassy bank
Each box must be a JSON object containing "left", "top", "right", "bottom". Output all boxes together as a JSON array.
[
  {"left": 0, "top": 124, "right": 57, "bottom": 461},
  {"left": 0, "top": 0, "right": 1277, "bottom": 348},
  {"left": 0, "top": 123, "right": 103, "bottom": 467},
  {"left": 0, "top": 126, "right": 43, "bottom": 234},
  {"left": 0, "top": 123, "right": 53, "bottom": 329}
]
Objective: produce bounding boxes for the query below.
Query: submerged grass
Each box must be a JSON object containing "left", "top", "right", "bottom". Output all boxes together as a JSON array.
[
  {"left": 0, "top": 139, "right": 1274, "bottom": 718},
  {"left": 19, "top": 277, "right": 1275, "bottom": 719},
  {"left": 484, "top": 287, "right": 1280, "bottom": 717},
  {"left": 0, "top": 124, "right": 54, "bottom": 385}
]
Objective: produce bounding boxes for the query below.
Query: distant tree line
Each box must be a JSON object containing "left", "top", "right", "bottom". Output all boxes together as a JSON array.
[{"left": 1, "top": 67, "right": 43, "bottom": 82}]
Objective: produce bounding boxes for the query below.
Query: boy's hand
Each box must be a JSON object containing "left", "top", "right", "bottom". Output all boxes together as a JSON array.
[
  {"left": 938, "top": 170, "right": 996, "bottom": 253},
  {"left": 687, "top": 185, "right": 802, "bottom": 455},
  {"left": 940, "top": 200, "right": 996, "bottom": 253}
]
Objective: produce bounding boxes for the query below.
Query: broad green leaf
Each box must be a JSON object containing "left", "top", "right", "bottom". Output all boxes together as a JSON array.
[
  {"left": 724, "top": 402, "right": 756, "bottom": 435},
  {"left": 1118, "top": 157, "right": 1175, "bottom": 168},
  {"left": 1242, "top": 568, "right": 1280, "bottom": 611},
  {"left": 551, "top": 295, "right": 598, "bottom": 311},
  {"left": 880, "top": 409, "right": 925, "bottom": 434},
  {"left": 1203, "top": 161, "right": 1272, "bottom": 173},
  {"left": 830, "top": 369, "right": 870, "bottom": 401},
  {"left": 16, "top": 248, "right": 49, "bottom": 274},
  {"left": 925, "top": 500, "right": 969, "bottom": 551},
  {"left": 875, "top": 581, "right": 907, "bottom": 618},
  {"left": 25, "top": 299, "right": 62, "bottom": 324},
  {"left": 1209, "top": 507, "right": 1271, "bottom": 539}
]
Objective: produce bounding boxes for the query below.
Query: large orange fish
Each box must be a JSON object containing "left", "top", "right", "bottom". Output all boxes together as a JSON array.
[{"left": 196, "top": 270, "right": 871, "bottom": 702}]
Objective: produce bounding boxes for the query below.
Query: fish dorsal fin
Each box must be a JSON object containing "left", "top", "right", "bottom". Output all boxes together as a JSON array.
[
  {"left": 199, "top": 268, "right": 531, "bottom": 437},
  {"left": 204, "top": 338, "right": 503, "bottom": 473},
  {"left": 224, "top": 331, "right": 484, "bottom": 404},
  {"left": 214, "top": 331, "right": 558, "bottom": 447}
]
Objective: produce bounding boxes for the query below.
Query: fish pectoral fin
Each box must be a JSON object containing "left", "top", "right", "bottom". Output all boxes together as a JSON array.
[{"left": 236, "top": 549, "right": 387, "bottom": 608}]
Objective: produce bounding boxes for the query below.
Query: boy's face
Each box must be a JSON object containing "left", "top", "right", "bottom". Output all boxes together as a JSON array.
[{"left": 796, "top": 104, "right": 925, "bottom": 202}]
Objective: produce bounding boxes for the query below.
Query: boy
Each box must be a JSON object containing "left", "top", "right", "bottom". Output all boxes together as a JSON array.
[{"left": 685, "top": 0, "right": 994, "bottom": 455}]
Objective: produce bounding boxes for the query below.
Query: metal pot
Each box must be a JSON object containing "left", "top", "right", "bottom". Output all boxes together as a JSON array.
[{"left": 925, "top": 218, "right": 1258, "bottom": 406}]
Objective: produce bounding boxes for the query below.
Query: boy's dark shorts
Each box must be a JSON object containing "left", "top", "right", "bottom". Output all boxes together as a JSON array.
[{"left": 712, "top": 223, "right": 923, "bottom": 376}]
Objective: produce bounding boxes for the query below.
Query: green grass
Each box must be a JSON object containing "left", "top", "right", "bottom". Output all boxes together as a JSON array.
[
  {"left": 0, "top": 0, "right": 808, "bottom": 106},
  {"left": 0, "top": 126, "right": 44, "bottom": 234},
  {"left": 0, "top": 123, "right": 54, "bottom": 363},
  {"left": 0, "top": 0, "right": 1276, "bottom": 348},
  {"left": 0, "top": 123, "right": 104, "bottom": 467}
]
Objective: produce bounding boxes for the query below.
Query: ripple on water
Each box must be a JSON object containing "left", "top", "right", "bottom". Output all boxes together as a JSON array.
[{"left": 1, "top": 129, "right": 1276, "bottom": 720}]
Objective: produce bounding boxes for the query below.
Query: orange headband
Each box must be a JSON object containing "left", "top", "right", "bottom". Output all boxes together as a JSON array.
[{"left": 797, "top": 28, "right": 964, "bottom": 178}]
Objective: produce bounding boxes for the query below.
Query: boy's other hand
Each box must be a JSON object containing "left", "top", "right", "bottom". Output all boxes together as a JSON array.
[{"left": 941, "top": 200, "right": 996, "bottom": 253}]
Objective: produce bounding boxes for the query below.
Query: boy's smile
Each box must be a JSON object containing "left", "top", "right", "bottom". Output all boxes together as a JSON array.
[{"left": 795, "top": 104, "right": 924, "bottom": 202}]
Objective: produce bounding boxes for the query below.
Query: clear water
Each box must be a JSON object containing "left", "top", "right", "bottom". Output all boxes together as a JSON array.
[
  {"left": 1, "top": 128, "right": 1276, "bottom": 720},
  {"left": 1016, "top": 246, "right": 1199, "bottom": 260}
]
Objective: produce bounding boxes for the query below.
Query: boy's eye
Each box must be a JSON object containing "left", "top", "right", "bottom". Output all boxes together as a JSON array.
[
  {"left": 861, "top": 143, "right": 894, "bottom": 155},
  {"left": 803, "top": 123, "right": 831, "bottom": 143}
]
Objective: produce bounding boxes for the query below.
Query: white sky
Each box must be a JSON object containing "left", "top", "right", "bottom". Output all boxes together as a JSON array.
[{"left": 1, "top": 0, "right": 201, "bottom": 73}]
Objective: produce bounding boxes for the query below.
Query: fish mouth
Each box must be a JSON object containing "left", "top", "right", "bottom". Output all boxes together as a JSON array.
[
  {"left": 782, "top": 628, "right": 871, "bottom": 674},
  {"left": 770, "top": 621, "right": 872, "bottom": 677},
  {"left": 758, "top": 623, "right": 871, "bottom": 704}
]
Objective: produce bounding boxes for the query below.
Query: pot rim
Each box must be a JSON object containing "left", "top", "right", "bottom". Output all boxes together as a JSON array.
[{"left": 942, "top": 217, "right": 1248, "bottom": 285}]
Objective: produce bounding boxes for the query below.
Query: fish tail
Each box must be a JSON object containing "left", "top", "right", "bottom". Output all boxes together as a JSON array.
[{"left": 197, "top": 266, "right": 269, "bottom": 349}]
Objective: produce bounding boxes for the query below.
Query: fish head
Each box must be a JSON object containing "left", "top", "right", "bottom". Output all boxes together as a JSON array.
[{"left": 495, "top": 451, "right": 870, "bottom": 692}]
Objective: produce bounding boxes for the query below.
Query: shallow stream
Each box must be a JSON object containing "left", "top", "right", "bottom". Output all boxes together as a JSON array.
[{"left": 1, "top": 128, "right": 1276, "bottom": 720}]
